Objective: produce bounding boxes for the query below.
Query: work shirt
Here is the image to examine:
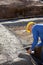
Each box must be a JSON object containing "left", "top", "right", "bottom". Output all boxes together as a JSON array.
[{"left": 31, "top": 24, "right": 43, "bottom": 51}]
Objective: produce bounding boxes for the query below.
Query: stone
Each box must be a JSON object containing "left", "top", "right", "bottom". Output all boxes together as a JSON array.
[
  {"left": 0, "top": 24, "right": 36, "bottom": 65},
  {"left": 0, "top": 0, "right": 43, "bottom": 19}
]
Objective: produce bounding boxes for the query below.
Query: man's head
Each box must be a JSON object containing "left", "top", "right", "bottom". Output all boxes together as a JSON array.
[{"left": 26, "top": 22, "right": 36, "bottom": 33}]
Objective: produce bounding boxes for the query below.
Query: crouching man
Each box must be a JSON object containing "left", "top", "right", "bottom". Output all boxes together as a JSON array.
[{"left": 26, "top": 22, "right": 43, "bottom": 63}]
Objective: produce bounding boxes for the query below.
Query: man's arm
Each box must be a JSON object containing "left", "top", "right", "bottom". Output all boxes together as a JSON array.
[{"left": 30, "top": 26, "right": 39, "bottom": 51}]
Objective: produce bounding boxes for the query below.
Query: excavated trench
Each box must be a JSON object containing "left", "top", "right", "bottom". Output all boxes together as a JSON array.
[
  {"left": 0, "top": 22, "right": 36, "bottom": 65},
  {"left": 0, "top": 18, "right": 43, "bottom": 65}
]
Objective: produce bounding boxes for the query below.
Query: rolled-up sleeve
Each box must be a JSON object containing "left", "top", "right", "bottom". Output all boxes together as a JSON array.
[{"left": 30, "top": 25, "right": 39, "bottom": 51}]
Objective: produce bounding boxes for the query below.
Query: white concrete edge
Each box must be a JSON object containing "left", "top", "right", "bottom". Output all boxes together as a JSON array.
[{"left": 0, "top": 17, "right": 43, "bottom": 24}]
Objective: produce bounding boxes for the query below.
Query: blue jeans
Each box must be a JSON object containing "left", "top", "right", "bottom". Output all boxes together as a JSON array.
[
  {"left": 36, "top": 43, "right": 43, "bottom": 63},
  {"left": 41, "top": 47, "right": 43, "bottom": 63}
]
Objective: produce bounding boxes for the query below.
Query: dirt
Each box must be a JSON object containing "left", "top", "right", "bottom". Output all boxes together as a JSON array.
[{"left": 5, "top": 25, "right": 33, "bottom": 46}]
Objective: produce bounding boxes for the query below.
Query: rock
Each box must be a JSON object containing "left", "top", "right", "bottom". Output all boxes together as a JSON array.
[
  {"left": 0, "top": 54, "right": 7, "bottom": 64},
  {"left": 0, "top": 0, "right": 43, "bottom": 19},
  {"left": 0, "top": 24, "right": 26, "bottom": 64}
]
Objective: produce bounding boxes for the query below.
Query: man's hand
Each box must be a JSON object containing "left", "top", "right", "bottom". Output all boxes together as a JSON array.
[{"left": 27, "top": 49, "right": 31, "bottom": 54}]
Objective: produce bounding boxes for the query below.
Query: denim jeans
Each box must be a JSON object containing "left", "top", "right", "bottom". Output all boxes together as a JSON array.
[
  {"left": 41, "top": 46, "right": 43, "bottom": 63},
  {"left": 35, "top": 43, "right": 43, "bottom": 63}
]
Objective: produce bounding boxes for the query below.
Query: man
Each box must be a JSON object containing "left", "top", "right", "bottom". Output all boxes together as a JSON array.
[{"left": 26, "top": 22, "right": 43, "bottom": 62}]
